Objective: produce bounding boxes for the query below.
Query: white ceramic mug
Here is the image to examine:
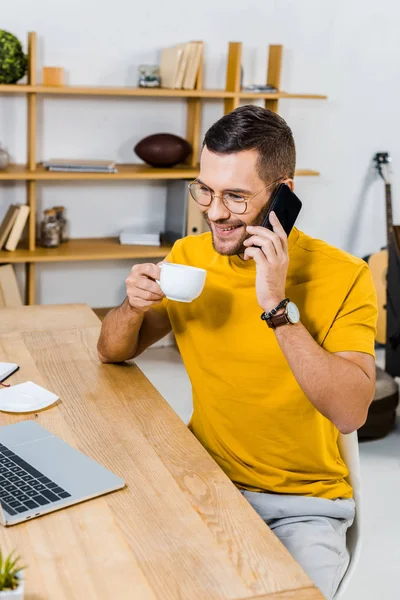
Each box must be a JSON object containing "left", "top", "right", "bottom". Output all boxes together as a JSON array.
[{"left": 157, "top": 262, "right": 206, "bottom": 302}]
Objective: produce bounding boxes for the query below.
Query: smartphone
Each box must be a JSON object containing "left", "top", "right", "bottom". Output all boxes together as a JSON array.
[
  {"left": 261, "top": 183, "right": 302, "bottom": 236},
  {"left": 0, "top": 363, "right": 19, "bottom": 383}
]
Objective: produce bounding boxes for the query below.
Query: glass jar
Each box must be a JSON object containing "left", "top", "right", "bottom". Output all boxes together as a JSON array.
[
  {"left": 138, "top": 65, "right": 161, "bottom": 88},
  {"left": 40, "top": 209, "right": 61, "bottom": 248},
  {"left": 53, "top": 205, "right": 68, "bottom": 243}
]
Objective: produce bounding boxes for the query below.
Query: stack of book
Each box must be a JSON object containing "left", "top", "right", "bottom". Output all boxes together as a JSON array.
[
  {"left": 160, "top": 41, "right": 203, "bottom": 90},
  {"left": 119, "top": 228, "right": 160, "bottom": 246},
  {"left": 0, "top": 204, "right": 30, "bottom": 252},
  {"left": 43, "top": 159, "right": 118, "bottom": 173}
]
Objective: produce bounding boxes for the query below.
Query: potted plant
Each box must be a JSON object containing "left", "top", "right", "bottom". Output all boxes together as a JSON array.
[{"left": 0, "top": 550, "right": 24, "bottom": 599}]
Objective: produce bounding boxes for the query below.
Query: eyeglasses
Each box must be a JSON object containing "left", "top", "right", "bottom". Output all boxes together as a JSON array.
[{"left": 188, "top": 177, "right": 283, "bottom": 215}]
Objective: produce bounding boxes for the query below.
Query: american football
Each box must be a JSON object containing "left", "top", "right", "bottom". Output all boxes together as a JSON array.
[{"left": 134, "top": 133, "right": 192, "bottom": 167}]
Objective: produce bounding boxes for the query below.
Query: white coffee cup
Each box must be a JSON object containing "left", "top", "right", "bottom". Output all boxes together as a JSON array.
[{"left": 157, "top": 262, "right": 206, "bottom": 302}]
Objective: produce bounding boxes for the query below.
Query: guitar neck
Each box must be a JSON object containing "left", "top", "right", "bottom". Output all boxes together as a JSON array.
[{"left": 386, "top": 183, "right": 394, "bottom": 244}]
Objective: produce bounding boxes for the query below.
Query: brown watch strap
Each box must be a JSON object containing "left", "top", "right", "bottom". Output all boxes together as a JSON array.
[{"left": 266, "top": 312, "right": 290, "bottom": 329}]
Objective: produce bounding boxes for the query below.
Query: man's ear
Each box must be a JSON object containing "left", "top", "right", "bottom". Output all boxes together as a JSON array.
[{"left": 283, "top": 178, "right": 294, "bottom": 192}]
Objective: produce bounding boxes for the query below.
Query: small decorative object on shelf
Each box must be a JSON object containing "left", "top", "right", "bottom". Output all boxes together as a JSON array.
[
  {"left": 40, "top": 209, "right": 61, "bottom": 248},
  {"left": 0, "top": 144, "right": 10, "bottom": 170},
  {"left": 42, "top": 66, "right": 64, "bottom": 86},
  {"left": 138, "top": 65, "right": 160, "bottom": 88},
  {"left": 0, "top": 548, "right": 25, "bottom": 599},
  {"left": 134, "top": 133, "right": 192, "bottom": 168},
  {"left": 53, "top": 206, "right": 68, "bottom": 243},
  {"left": 0, "top": 30, "right": 27, "bottom": 84}
]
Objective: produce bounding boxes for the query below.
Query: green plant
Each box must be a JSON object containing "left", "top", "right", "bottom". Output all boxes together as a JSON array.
[
  {"left": 0, "top": 31, "right": 28, "bottom": 84},
  {"left": 0, "top": 550, "right": 24, "bottom": 591}
]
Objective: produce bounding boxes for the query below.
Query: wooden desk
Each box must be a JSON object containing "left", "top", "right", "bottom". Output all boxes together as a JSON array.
[{"left": 0, "top": 305, "right": 323, "bottom": 600}]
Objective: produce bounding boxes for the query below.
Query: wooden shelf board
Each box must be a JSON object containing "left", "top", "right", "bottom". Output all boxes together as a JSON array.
[
  {"left": 239, "top": 91, "right": 327, "bottom": 100},
  {"left": 0, "top": 164, "right": 319, "bottom": 180},
  {"left": 0, "top": 84, "right": 235, "bottom": 99},
  {"left": 0, "top": 238, "right": 171, "bottom": 264},
  {"left": 0, "top": 163, "right": 199, "bottom": 180},
  {"left": 0, "top": 84, "right": 36, "bottom": 94},
  {"left": 294, "top": 169, "right": 320, "bottom": 176},
  {"left": 279, "top": 92, "right": 327, "bottom": 100},
  {"left": 35, "top": 86, "right": 237, "bottom": 98},
  {"left": 0, "top": 84, "right": 327, "bottom": 101}
]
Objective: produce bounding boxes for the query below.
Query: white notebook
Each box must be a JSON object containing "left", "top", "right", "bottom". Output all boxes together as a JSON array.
[{"left": 0, "top": 363, "right": 19, "bottom": 383}]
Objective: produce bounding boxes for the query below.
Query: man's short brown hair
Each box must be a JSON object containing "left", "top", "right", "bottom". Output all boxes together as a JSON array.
[{"left": 203, "top": 105, "right": 296, "bottom": 182}]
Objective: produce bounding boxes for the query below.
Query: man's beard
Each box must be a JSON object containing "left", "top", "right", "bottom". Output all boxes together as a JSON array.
[{"left": 203, "top": 203, "right": 270, "bottom": 256}]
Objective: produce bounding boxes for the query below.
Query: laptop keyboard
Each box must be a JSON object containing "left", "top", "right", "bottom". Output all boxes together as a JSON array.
[{"left": 0, "top": 443, "right": 71, "bottom": 516}]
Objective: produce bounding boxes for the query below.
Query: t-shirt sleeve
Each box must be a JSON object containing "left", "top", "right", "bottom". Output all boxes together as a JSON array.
[{"left": 322, "top": 263, "right": 378, "bottom": 356}]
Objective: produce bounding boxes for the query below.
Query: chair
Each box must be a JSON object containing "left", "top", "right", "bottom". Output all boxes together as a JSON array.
[{"left": 334, "top": 431, "right": 362, "bottom": 598}]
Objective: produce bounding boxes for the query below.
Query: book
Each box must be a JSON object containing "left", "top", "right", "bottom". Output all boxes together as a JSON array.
[
  {"left": 120, "top": 237, "right": 160, "bottom": 245},
  {"left": 43, "top": 159, "right": 117, "bottom": 173},
  {"left": 47, "top": 166, "right": 118, "bottom": 173},
  {"left": 119, "top": 239, "right": 161, "bottom": 246},
  {"left": 160, "top": 45, "right": 184, "bottom": 89},
  {"left": 5, "top": 205, "right": 30, "bottom": 251},
  {"left": 183, "top": 42, "right": 203, "bottom": 90},
  {"left": 174, "top": 43, "right": 191, "bottom": 89},
  {"left": 119, "top": 228, "right": 160, "bottom": 246},
  {"left": 0, "top": 205, "right": 20, "bottom": 249},
  {"left": 242, "top": 84, "right": 278, "bottom": 92},
  {"left": 43, "top": 159, "right": 116, "bottom": 169},
  {"left": 0, "top": 264, "right": 23, "bottom": 307}
]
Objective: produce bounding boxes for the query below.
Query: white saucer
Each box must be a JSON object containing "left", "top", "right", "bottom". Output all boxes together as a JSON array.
[{"left": 0, "top": 381, "right": 59, "bottom": 413}]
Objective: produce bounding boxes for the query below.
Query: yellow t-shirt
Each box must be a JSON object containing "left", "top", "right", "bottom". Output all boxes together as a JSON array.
[{"left": 154, "top": 228, "right": 377, "bottom": 499}]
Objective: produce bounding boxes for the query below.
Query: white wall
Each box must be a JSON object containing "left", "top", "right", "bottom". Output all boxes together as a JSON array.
[{"left": 0, "top": 0, "right": 398, "bottom": 306}]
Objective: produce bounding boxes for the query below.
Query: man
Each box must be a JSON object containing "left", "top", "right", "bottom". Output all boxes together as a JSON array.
[{"left": 97, "top": 105, "right": 377, "bottom": 599}]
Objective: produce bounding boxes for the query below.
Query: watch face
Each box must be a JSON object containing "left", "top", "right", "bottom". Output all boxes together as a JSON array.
[{"left": 287, "top": 302, "right": 300, "bottom": 323}]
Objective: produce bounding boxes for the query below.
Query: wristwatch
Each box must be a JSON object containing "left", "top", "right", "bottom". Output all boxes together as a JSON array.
[{"left": 261, "top": 299, "right": 300, "bottom": 329}]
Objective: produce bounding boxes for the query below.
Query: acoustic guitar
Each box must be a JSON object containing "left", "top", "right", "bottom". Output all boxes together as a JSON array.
[
  {"left": 359, "top": 153, "right": 400, "bottom": 440},
  {"left": 367, "top": 153, "right": 396, "bottom": 344}
]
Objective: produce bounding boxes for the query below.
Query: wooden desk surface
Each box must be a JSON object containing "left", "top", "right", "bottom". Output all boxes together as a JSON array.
[{"left": 0, "top": 305, "right": 323, "bottom": 600}]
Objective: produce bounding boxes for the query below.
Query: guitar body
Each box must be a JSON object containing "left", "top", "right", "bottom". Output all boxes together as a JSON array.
[
  {"left": 358, "top": 365, "right": 399, "bottom": 440},
  {"left": 360, "top": 153, "right": 400, "bottom": 441},
  {"left": 368, "top": 248, "right": 388, "bottom": 344}
]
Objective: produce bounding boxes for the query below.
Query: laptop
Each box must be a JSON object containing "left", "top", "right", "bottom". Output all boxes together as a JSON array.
[{"left": 0, "top": 420, "right": 125, "bottom": 526}]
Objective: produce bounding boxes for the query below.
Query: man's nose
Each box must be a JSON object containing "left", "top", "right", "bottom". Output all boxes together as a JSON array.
[{"left": 207, "top": 195, "right": 231, "bottom": 222}]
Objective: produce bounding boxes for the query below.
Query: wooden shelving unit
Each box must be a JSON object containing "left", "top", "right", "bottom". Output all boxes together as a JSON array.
[{"left": 0, "top": 33, "right": 326, "bottom": 305}]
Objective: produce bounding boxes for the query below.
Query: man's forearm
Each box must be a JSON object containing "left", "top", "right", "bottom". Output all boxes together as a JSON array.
[
  {"left": 97, "top": 298, "right": 143, "bottom": 363},
  {"left": 274, "top": 321, "right": 374, "bottom": 433}
]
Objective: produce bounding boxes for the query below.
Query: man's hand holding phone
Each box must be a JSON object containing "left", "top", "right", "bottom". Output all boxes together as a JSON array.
[
  {"left": 242, "top": 183, "right": 302, "bottom": 314},
  {"left": 243, "top": 211, "right": 289, "bottom": 314}
]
